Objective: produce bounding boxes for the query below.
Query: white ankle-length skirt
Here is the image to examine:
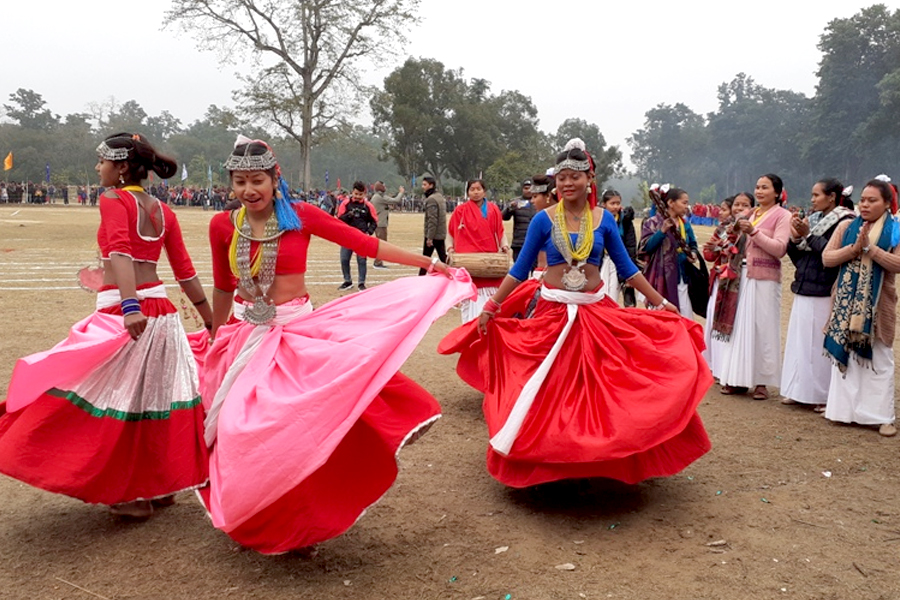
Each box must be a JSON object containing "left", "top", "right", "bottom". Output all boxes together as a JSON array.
[
  {"left": 713, "top": 268, "right": 782, "bottom": 388},
  {"left": 825, "top": 340, "right": 895, "bottom": 425},
  {"left": 780, "top": 294, "right": 833, "bottom": 405}
]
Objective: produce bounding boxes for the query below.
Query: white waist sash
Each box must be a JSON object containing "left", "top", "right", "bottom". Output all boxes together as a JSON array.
[
  {"left": 204, "top": 299, "right": 314, "bottom": 446},
  {"left": 489, "top": 285, "right": 606, "bottom": 455},
  {"left": 96, "top": 284, "right": 168, "bottom": 310}
]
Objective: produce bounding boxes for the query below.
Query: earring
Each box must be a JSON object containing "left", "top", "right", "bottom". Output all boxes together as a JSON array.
[{"left": 119, "top": 175, "right": 125, "bottom": 185}]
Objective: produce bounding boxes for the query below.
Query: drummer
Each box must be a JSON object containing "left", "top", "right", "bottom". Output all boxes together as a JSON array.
[{"left": 448, "top": 179, "right": 510, "bottom": 322}]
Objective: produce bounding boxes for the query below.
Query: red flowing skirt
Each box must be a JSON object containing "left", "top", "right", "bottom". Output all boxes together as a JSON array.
[
  {"left": 439, "top": 280, "right": 712, "bottom": 487},
  {"left": 0, "top": 297, "right": 208, "bottom": 504}
]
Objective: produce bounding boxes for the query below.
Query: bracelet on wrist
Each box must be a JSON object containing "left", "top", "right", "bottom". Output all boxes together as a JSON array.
[
  {"left": 426, "top": 255, "right": 440, "bottom": 273},
  {"left": 483, "top": 298, "right": 502, "bottom": 314},
  {"left": 120, "top": 297, "right": 141, "bottom": 316}
]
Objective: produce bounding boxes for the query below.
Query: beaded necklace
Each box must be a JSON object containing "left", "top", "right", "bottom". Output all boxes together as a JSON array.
[{"left": 551, "top": 201, "right": 594, "bottom": 290}]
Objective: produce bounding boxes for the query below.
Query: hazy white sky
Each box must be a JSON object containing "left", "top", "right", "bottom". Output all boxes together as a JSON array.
[{"left": 2, "top": 0, "right": 897, "bottom": 165}]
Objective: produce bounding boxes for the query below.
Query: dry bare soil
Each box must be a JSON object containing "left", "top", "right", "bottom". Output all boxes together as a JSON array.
[{"left": 0, "top": 206, "right": 898, "bottom": 600}]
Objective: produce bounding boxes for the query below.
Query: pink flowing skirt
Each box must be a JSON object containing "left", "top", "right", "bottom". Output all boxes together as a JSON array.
[{"left": 199, "top": 271, "right": 475, "bottom": 554}]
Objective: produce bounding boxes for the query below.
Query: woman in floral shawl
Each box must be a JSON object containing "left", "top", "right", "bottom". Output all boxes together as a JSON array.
[
  {"left": 821, "top": 177, "right": 900, "bottom": 437},
  {"left": 638, "top": 186, "right": 700, "bottom": 318},
  {"left": 701, "top": 192, "right": 754, "bottom": 374}
]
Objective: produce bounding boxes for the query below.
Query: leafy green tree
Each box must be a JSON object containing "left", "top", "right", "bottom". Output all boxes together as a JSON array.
[
  {"left": 371, "top": 57, "right": 464, "bottom": 187},
  {"left": 806, "top": 4, "right": 900, "bottom": 181},
  {"left": 3, "top": 89, "right": 59, "bottom": 131},
  {"left": 628, "top": 103, "right": 709, "bottom": 189},
  {"left": 554, "top": 117, "right": 624, "bottom": 189}
]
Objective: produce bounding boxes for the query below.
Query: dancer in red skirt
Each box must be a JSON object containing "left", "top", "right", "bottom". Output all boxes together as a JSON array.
[
  {"left": 199, "top": 137, "right": 474, "bottom": 554},
  {"left": 439, "top": 138, "right": 712, "bottom": 488},
  {"left": 0, "top": 133, "right": 213, "bottom": 518}
]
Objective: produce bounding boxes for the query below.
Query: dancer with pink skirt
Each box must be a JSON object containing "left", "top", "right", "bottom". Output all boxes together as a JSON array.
[
  {"left": 199, "top": 137, "right": 475, "bottom": 554},
  {"left": 0, "top": 133, "right": 212, "bottom": 519}
]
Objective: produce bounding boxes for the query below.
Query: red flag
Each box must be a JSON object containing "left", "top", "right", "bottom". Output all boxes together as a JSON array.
[{"left": 336, "top": 178, "right": 342, "bottom": 191}]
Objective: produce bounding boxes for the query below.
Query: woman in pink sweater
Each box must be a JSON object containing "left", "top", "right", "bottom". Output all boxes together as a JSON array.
[{"left": 716, "top": 174, "right": 792, "bottom": 400}]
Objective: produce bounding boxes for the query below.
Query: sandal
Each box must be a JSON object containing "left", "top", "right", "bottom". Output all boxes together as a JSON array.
[
  {"left": 879, "top": 423, "right": 897, "bottom": 437},
  {"left": 780, "top": 397, "right": 798, "bottom": 405},
  {"left": 109, "top": 500, "right": 153, "bottom": 520},
  {"left": 151, "top": 495, "right": 176, "bottom": 508},
  {"left": 752, "top": 386, "right": 769, "bottom": 401},
  {"left": 813, "top": 405, "right": 827, "bottom": 413},
  {"left": 721, "top": 385, "right": 748, "bottom": 395}
]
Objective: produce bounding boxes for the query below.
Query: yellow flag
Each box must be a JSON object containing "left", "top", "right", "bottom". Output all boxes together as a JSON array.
[{"left": 3, "top": 152, "right": 11, "bottom": 171}]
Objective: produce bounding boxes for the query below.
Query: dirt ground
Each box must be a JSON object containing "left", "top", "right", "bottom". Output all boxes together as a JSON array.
[{"left": 0, "top": 205, "right": 898, "bottom": 600}]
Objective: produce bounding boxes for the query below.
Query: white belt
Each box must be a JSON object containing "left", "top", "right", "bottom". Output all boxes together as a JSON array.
[
  {"left": 489, "top": 285, "right": 606, "bottom": 455},
  {"left": 96, "top": 284, "right": 168, "bottom": 310}
]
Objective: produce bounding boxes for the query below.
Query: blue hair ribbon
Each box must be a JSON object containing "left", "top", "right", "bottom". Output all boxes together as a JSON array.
[{"left": 275, "top": 176, "right": 302, "bottom": 231}]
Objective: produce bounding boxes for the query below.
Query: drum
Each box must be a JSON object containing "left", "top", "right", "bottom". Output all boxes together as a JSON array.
[{"left": 449, "top": 252, "right": 510, "bottom": 278}]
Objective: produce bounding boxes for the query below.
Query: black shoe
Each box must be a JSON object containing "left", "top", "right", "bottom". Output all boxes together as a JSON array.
[
  {"left": 338, "top": 282, "right": 353, "bottom": 291},
  {"left": 373, "top": 264, "right": 388, "bottom": 269},
  {"left": 358, "top": 283, "right": 367, "bottom": 290}
]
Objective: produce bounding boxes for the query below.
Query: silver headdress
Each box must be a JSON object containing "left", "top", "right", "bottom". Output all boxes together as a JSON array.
[
  {"left": 530, "top": 184, "right": 549, "bottom": 194},
  {"left": 96, "top": 140, "right": 130, "bottom": 161},
  {"left": 555, "top": 137, "right": 591, "bottom": 172},
  {"left": 224, "top": 134, "right": 278, "bottom": 171}
]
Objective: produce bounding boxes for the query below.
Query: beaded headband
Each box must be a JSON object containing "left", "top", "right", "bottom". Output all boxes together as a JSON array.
[
  {"left": 224, "top": 148, "right": 278, "bottom": 171},
  {"left": 554, "top": 157, "right": 591, "bottom": 172},
  {"left": 530, "top": 184, "right": 549, "bottom": 194},
  {"left": 96, "top": 140, "right": 130, "bottom": 161}
]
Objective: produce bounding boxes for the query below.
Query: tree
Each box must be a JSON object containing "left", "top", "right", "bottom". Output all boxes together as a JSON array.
[
  {"left": 628, "top": 103, "right": 709, "bottom": 189},
  {"left": 371, "top": 57, "right": 463, "bottom": 186},
  {"left": 165, "top": 0, "right": 420, "bottom": 190},
  {"left": 807, "top": 4, "right": 900, "bottom": 181},
  {"left": 554, "top": 117, "right": 624, "bottom": 189},
  {"left": 3, "top": 89, "right": 59, "bottom": 131},
  {"left": 105, "top": 100, "right": 149, "bottom": 135}
]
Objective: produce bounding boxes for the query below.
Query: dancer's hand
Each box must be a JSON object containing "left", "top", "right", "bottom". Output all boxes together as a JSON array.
[
  {"left": 430, "top": 260, "right": 452, "bottom": 278},
  {"left": 477, "top": 311, "right": 494, "bottom": 335},
  {"left": 124, "top": 312, "right": 148, "bottom": 340}
]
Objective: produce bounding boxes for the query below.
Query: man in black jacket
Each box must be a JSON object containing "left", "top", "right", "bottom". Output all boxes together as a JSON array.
[
  {"left": 502, "top": 178, "right": 535, "bottom": 262},
  {"left": 337, "top": 181, "right": 378, "bottom": 290}
]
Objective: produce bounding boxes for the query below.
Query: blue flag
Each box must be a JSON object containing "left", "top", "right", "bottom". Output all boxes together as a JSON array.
[{"left": 45, "top": 163, "right": 50, "bottom": 182}]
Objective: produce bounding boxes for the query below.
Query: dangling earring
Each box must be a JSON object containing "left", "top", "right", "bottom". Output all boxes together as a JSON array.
[{"left": 119, "top": 175, "right": 125, "bottom": 185}]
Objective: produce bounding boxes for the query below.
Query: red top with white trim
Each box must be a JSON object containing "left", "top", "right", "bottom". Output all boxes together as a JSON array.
[
  {"left": 97, "top": 189, "right": 197, "bottom": 281},
  {"left": 209, "top": 202, "right": 381, "bottom": 292}
]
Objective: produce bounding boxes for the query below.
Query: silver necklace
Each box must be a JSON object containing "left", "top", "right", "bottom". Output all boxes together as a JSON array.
[
  {"left": 550, "top": 216, "right": 589, "bottom": 291},
  {"left": 235, "top": 211, "right": 283, "bottom": 324}
]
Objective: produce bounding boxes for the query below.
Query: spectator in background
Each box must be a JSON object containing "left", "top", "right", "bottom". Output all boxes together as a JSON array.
[
  {"left": 420, "top": 176, "right": 447, "bottom": 275},
  {"left": 337, "top": 181, "right": 378, "bottom": 291},
  {"left": 370, "top": 181, "right": 405, "bottom": 269},
  {"left": 502, "top": 179, "right": 535, "bottom": 262}
]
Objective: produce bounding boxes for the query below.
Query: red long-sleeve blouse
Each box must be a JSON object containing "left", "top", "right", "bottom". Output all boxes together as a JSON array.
[
  {"left": 209, "top": 202, "right": 380, "bottom": 292},
  {"left": 97, "top": 189, "right": 197, "bottom": 281}
]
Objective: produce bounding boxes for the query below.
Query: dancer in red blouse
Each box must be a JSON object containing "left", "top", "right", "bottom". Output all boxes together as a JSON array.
[
  {"left": 448, "top": 179, "right": 510, "bottom": 322},
  {"left": 0, "top": 133, "right": 213, "bottom": 519},
  {"left": 198, "top": 137, "right": 474, "bottom": 555}
]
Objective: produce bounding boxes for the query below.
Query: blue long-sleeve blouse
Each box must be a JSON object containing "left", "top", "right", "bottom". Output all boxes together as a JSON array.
[{"left": 509, "top": 209, "right": 640, "bottom": 282}]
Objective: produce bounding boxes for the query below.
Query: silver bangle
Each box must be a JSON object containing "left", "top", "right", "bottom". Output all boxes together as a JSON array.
[{"left": 427, "top": 255, "right": 440, "bottom": 273}]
